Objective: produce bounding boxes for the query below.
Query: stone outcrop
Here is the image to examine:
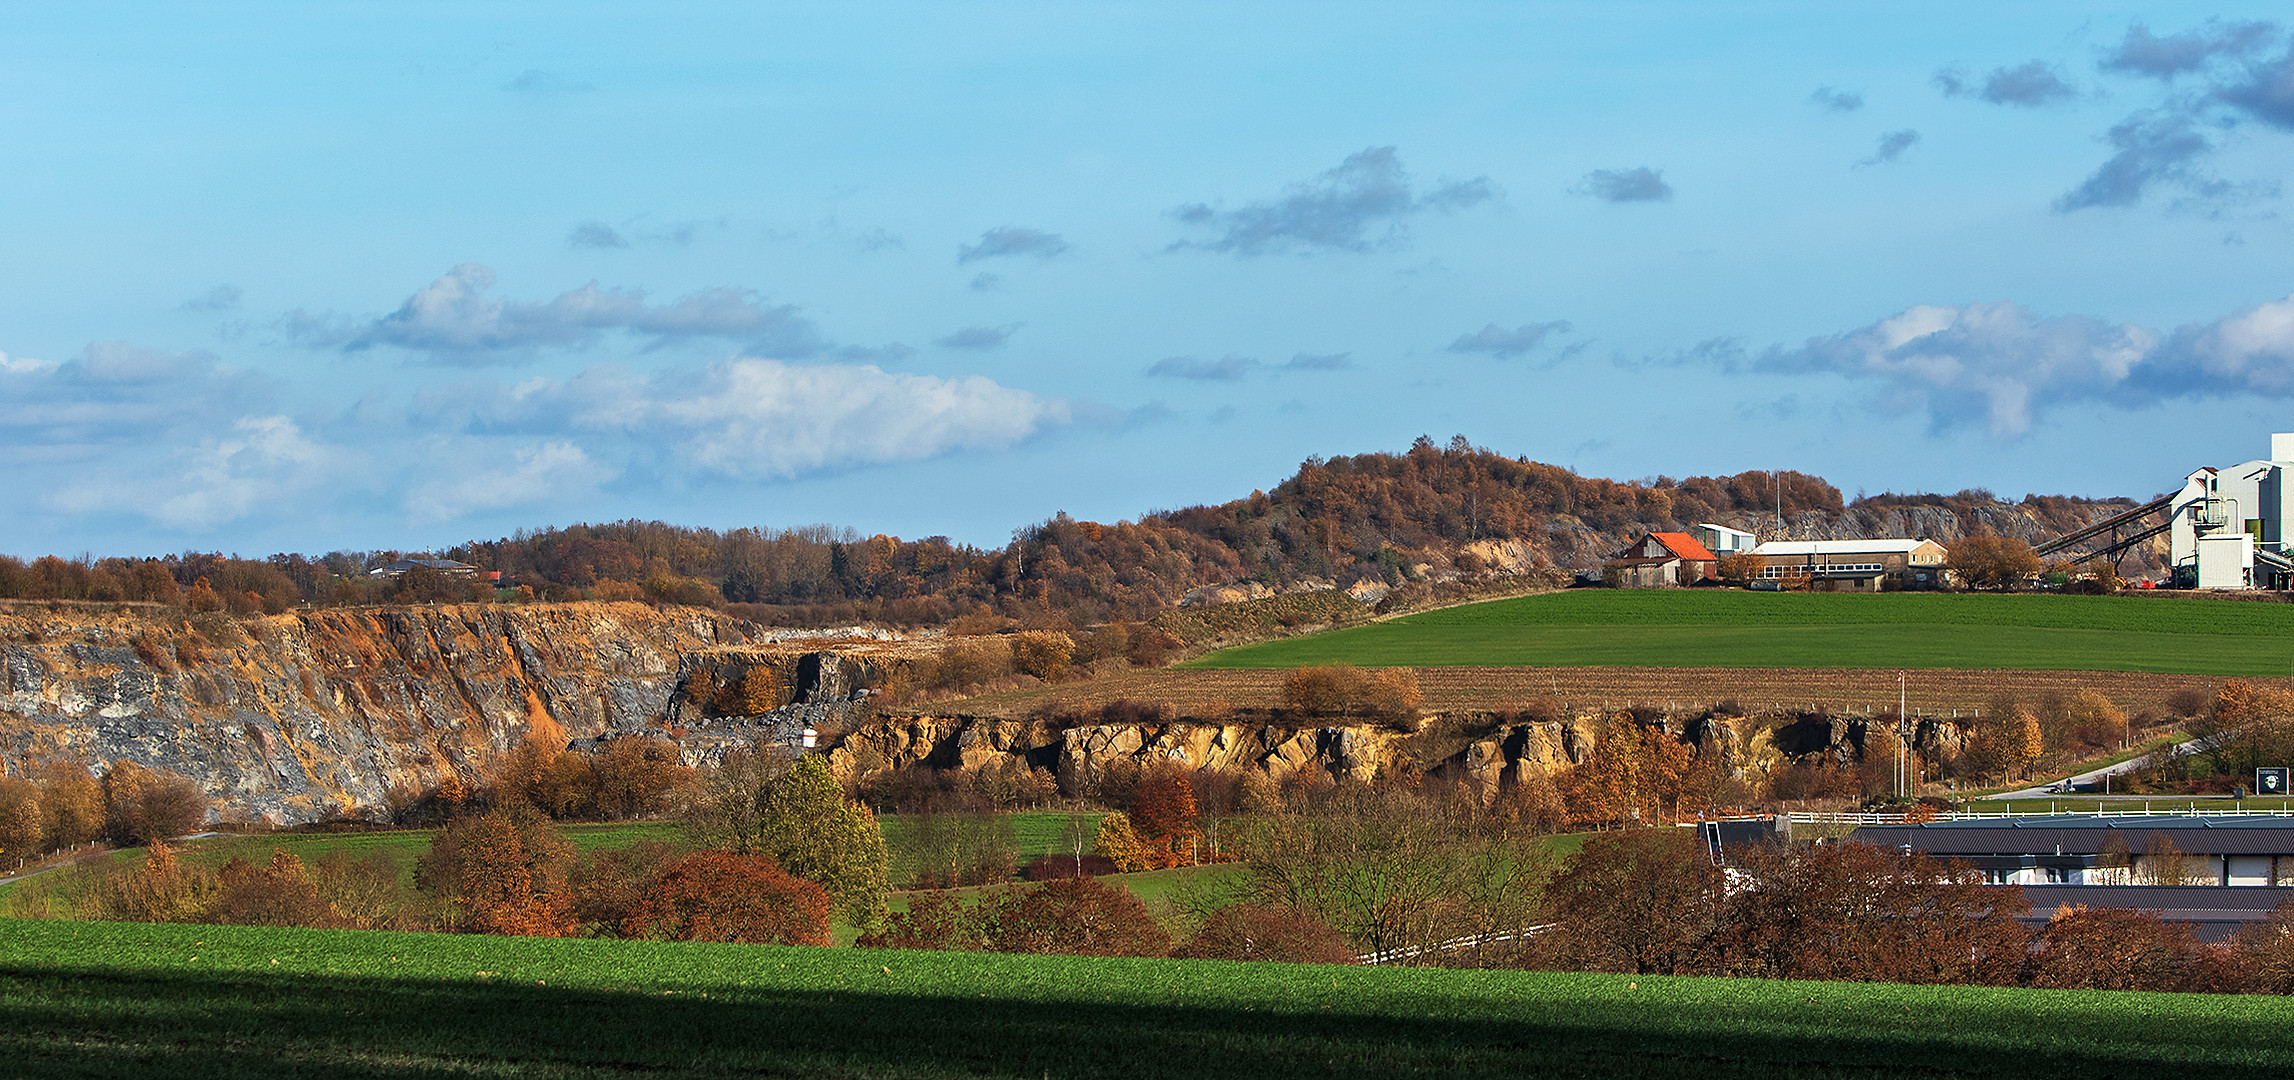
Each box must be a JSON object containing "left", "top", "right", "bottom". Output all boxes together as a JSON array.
[
  {"left": 0, "top": 602, "right": 919, "bottom": 823},
  {"left": 1, "top": 600, "right": 1970, "bottom": 822}
]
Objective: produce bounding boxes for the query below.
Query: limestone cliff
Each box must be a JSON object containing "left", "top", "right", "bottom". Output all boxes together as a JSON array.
[{"left": 0, "top": 602, "right": 911, "bottom": 823}]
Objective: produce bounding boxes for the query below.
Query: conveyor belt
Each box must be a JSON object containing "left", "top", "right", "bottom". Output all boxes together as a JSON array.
[{"left": 2034, "top": 493, "right": 2174, "bottom": 557}]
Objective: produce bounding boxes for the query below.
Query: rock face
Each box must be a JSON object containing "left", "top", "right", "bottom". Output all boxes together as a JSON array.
[
  {"left": 0, "top": 602, "right": 902, "bottom": 823},
  {"left": 0, "top": 600, "right": 1970, "bottom": 823}
]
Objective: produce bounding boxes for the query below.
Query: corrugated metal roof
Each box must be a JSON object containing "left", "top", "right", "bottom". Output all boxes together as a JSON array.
[
  {"left": 1749, "top": 539, "right": 1941, "bottom": 557},
  {"left": 1854, "top": 817, "right": 2294, "bottom": 856}
]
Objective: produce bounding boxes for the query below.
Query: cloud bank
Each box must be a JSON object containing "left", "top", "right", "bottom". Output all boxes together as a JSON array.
[{"left": 1754, "top": 292, "right": 2294, "bottom": 437}]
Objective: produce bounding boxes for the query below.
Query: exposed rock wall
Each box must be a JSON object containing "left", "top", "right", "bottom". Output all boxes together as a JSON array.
[{"left": 0, "top": 602, "right": 886, "bottom": 823}]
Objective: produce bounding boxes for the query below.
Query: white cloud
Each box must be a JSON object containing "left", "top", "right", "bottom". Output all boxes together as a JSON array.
[
  {"left": 402, "top": 441, "right": 613, "bottom": 524},
  {"left": 454, "top": 356, "right": 1069, "bottom": 481},
  {"left": 290, "top": 263, "right": 824, "bottom": 362},
  {"left": 50, "top": 415, "right": 354, "bottom": 530},
  {"left": 1755, "top": 293, "right": 2294, "bottom": 437}
]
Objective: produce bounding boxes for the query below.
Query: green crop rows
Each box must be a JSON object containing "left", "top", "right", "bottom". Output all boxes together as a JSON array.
[
  {"left": 0, "top": 918, "right": 2284, "bottom": 1079},
  {"left": 1190, "top": 591, "right": 2294, "bottom": 675}
]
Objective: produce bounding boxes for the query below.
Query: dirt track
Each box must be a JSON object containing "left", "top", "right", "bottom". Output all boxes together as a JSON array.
[{"left": 934, "top": 666, "right": 2257, "bottom": 720}]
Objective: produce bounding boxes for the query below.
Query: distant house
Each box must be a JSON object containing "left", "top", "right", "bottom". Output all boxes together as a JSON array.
[
  {"left": 1690, "top": 522, "right": 1758, "bottom": 557},
  {"left": 1744, "top": 538, "right": 1947, "bottom": 592},
  {"left": 367, "top": 558, "right": 482, "bottom": 579},
  {"left": 1606, "top": 532, "right": 1719, "bottom": 588}
]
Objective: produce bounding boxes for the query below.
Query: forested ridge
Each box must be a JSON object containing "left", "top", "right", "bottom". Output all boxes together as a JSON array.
[{"left": 1, "top": 436, "right": 2136, "bottom": 627}]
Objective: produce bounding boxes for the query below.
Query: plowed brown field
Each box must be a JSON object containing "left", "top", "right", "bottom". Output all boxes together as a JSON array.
[{"left": 931, "top": 666, "right": 2256, "bottom": 719}]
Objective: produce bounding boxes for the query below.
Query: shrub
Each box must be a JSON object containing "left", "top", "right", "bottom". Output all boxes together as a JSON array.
[
  {"left": 1009, "top": 631, "right": 1075, "bottom": 681},
  {"left": 2164, "top": 687, "right": 2211, "bottom": 719},
  {"left": 568, "top": 839, "right": 681, "bottom": 934},
  {"left": 205, "top": 849, "right": 339, "bottom": 928},
  {"left": 1175, "top": 904, "right": 1357, "bottom": 964},
  {"left": 88, "top": 843, "right": 217, "bottom": 924},
  {"left": 985, "top": 876, "right": 1171, "bottom": 957},
  {"left": 2023, "top": 905, "right": 2224, "bottom": 992},
  {"left": 31, "top": 762, "right": 103, "bottom": 849},
  {"left": 621, "top": 850, "right": 830, "bottom": 946}
]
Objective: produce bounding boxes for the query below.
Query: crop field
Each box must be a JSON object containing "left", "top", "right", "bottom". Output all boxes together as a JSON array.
[
  {"left": 945, "top": 664, "right": 2233, "bottom": 720},
  {"left": 1186, "top": 590, "right": 2294, "bottom": 676},
  {"left": 1, "top": 918, "right": 2286, "bottom": 1079}
]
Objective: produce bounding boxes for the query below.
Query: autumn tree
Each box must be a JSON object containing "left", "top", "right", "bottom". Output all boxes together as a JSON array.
[
  {"left": 1126, "top": 766, "right": 1201, "bottom": 868},
  {"left": 1093, "top": 812, "right": 1151, "bottom": 873},
  {"left": 31, "top": 762, "right": 103, "bottom": 849},
  {"left": 0, "top": 776, "right": 43, "bottom": 863},
  {"left": 101, "top": 762, "right": 209, "bottom": 846},
  {"left": 1541, "top": 828, "right": 1725, "bottom": 975},
  {"left": 1009, "top": 631, "right": 1075, "bottom": 681},
  {"left": 621, "top": 850, "right": 831, "bottom": 945},
  {"left": 2062, "top": 689, "right": 2128, "bottom": 751},
  {"left": 416, "top": 805, "right": 577, "bottom": 936},
  {"left": 1715, "top": 842, "right": 2029, "bottom": 985},
  {"left": 1946, "top": 535, "right": 2041, "bottom": 590},
  {"left": 1715, "top": 552, "right": 1761, "bottom": 585},
  {"left": 1241, "top": 785, "right": 1550, "bottom": 963},
  {"left": 1964, "top": 700, "right": 2042, "bottom": 781}
]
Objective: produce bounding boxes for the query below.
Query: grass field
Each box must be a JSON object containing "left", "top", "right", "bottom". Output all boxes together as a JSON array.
[
  {"left": 1, "top": 918, "right": 2285, "bottom": 1079},
  {"left": 1189, "top": 590, "right": 2294, "bottom": 675}
]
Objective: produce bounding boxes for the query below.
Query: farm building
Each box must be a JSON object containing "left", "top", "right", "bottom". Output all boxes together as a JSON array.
[
  {"left": 1605, "top": 532, "right": 1719, "bottom": 587},
  {"left": 1852, "top": 816, "right": 2294, "bottom": 887},
  {"left": 366, "top": 557, "right": 481, "bottom": 578},
  {"left": 1852, "top": 815, "right": 2294, "bottom": 940},
  {"left": 1744, "top": 538, "right": 1947, "bottom": 592}
]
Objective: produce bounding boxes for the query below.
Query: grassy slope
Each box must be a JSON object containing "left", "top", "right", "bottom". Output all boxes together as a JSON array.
[
  {"left": 1191, "top": 591, "right": 2294, "bottom": 675},
  {"left": 1, "top": 918, "right": 2284, "bottom": 1080}
]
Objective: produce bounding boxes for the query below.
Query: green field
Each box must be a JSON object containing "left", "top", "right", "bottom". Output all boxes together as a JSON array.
[
  {"left": 0, "top": 918, "right": 2284, "bottom": 1079},
  {"left": 1191, "top": 590, "right": 2294, "bottom": 675}
]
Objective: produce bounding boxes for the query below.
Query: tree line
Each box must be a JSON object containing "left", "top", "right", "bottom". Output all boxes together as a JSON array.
[{"left": 0, "top": 438, "right": 2133, "bottom": 629}]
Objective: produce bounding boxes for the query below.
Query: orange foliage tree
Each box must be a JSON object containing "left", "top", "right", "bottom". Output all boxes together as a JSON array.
[
  {"left": 416, "top": 806, "right": 577, "bottom": 937},
  {"left": 1125, "top": 766, "right": 1201, "bottom": 868},
  {"left": 1556, "top": 717, "right": 1708, "bottom": 827},
  {"left": 621, "top": 850, "right": 830, "bottom": 945}
]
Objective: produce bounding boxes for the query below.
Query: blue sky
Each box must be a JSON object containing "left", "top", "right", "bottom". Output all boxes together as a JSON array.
[{"left": 5, "top": 2, "right": 2294, "bottom": 558}]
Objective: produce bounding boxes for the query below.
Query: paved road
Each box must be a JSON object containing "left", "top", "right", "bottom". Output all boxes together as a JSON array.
[{"left": 1992, "top": 733, "right": 2212, "bottom": 799}]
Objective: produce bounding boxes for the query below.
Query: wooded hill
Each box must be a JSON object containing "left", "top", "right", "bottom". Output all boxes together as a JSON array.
[{"left": 2, "top": 436, "right": 2139, "bottom": 628}]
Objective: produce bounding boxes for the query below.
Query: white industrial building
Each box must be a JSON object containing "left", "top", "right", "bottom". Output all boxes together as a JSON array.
[
  {"left": 2037, "top": 431, "right": 2294, "bottom": 589},
  {"left": 2166, "top": 433, "right": 2294, "bottom": 589}
]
